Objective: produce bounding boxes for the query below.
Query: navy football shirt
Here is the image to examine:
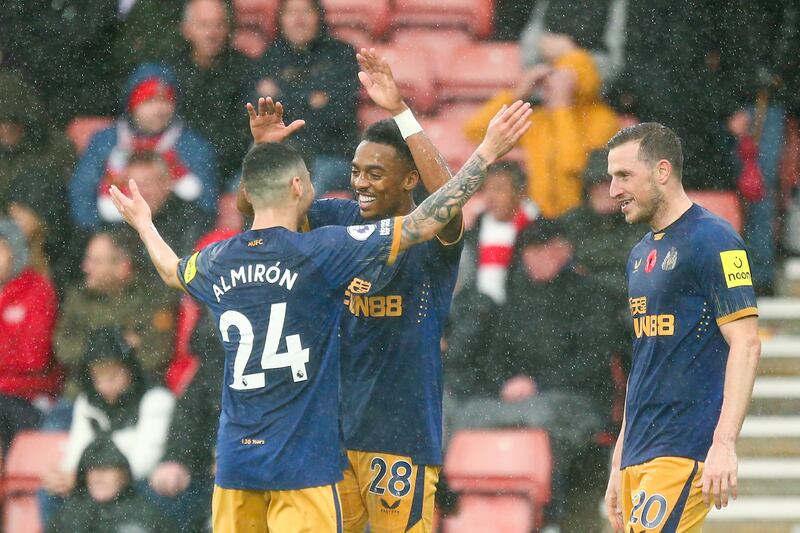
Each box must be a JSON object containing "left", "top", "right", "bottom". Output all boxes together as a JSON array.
[
  {"left": 622, "top": 204, "right": 758, "bottom": 468},
  {"left": 177, "top": 219, "right": 402, "bottom": 490},
  {"left": 308, "top": 199, "right": 463, "bottom": 465}
]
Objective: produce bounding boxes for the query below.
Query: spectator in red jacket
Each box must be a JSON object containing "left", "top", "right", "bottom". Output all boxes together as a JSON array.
[{"left": 0, "top": 218, "right": 61, "bottom": 447}]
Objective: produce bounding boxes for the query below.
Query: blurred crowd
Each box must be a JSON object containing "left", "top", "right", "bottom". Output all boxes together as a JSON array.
[{"left": 1, "top": 0, "right": 800, "bottom": 530}]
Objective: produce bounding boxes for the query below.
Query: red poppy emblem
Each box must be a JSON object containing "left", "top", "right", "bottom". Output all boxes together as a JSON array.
[{"left": 645, "top": 249, "right": 658, "bottom": 273}]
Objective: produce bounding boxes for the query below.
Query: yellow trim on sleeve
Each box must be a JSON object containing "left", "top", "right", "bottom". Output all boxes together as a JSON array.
[
  {"left": 388, "top": 217, "right": 403, "bottom": 265},
  {"left": 716, "top": 306, "right": 759, "bottom": 326},
  {"left": 436, "top": 219, "right": 465, "bottom": 247}
]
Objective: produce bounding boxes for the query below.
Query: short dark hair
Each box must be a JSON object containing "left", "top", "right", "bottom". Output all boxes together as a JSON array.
[
  {"left": 241, "top": 143, "right": 308, "bottom": 204},
  {"left": 361, "top": 120, "right": 417, "bottom": 172},
  {"left": 607, "top": 122, "right": 683, "bottom": 179},
  {"left": 91, "top": 227, "right": 139, "bottom": 270},
  {"left": 486, "top": 161, "right": 527, "bottom": 193}
]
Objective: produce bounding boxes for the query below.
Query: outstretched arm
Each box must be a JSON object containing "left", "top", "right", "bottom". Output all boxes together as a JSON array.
[
  {"left": 398, "top": 101, "right": 532, "bottom": 251},
  {"left": 109, "top": 180, "right": 183, "bottom": 290},
  {"left": 357, "top": 48, "right": 461, "bottom": 242}
]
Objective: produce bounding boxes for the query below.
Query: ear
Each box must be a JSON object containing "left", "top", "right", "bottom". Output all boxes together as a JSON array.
[
  {"left": 289, "top": 175, "right": 304, "bottom": 199},
  {"left": 655, "top": 159, "right": 672, "bottom": 184},
  {"left": 403, "top": 169, "right": 420, "bottom": 193}
]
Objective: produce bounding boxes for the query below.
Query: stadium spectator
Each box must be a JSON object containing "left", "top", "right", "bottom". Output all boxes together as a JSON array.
[
  {"left": 519, "top": 0, "right": 628, "bottom": 86},
  {"left": 0, "top": 72, "right": 76, "bottom": 210},
  {"left": 561, "top": 149, "right": 641, "bottom": 300},
  {"left": 46, "top": 430, "right": 174, "bottom": 533},
  {"left": 54, "top": 229, "right": 179, "bottom": 395},
  {"left": 0, "top": 219, "right": 61, "bottom": 448},
  {"left": 253, "top": 0, "right": 360, "bottom": 195},
  {"left": 167, "top": 0, "right": 253, "bottom": 186},
  {"left": 0, "top": 0, "right": 118, "bottom": 123},
  {"left": 448, "top": 220, "right": 623, "bottom": 531},
  {"left": 42, "top": 328, "right": 174, "bottom": 512},
  {"left": 68, "top": 63, "right": 218, "bottom": 232},
  {"left": 150, "top": 310, "right": 223, "bottom": 531},
  {"left": 6, "top": 169, "right": 80, "bottom": 294},
  {"left": 464, "top": 27, "right": 618, "bottom": 219}
]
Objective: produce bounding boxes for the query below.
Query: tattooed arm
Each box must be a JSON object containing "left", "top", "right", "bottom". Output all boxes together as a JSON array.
[{"left": 398, "top": 100, "right": 532, "bottom": 251}]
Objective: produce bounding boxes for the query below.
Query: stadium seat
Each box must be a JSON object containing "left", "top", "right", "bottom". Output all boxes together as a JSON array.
[
  {"left": 445, "top": 429, "right": 552, "bottom": 504},
  {"left": 233, "top": 0, "right": 278, "bottom": 34},
  {"left": 392, "top": 0, "right": 494, "bottom": 39},
  {"left": 232, "top": 28, "right": 269, "bottom": 59},
  {"left": 443, "top": 494, "right": 533, "bottom": 533},
  {"left": 369, "top": 45, "right": 437, "bottom": 113},
  {"left": 66, "top": 117, "right": 113, "bottom": 155},
  {"left": 390, "top": 28, "right": 473, "bottom": 76},
  {"left": 687, "top": 190, "right": 743, "bottom": 234},
  {"left": 357, "top": 104, "right": 388, "bottom": 130},
  {"left": 3, "top": 493, "right": 41, "bottom": 533},
  {"left": 331, "top": 26, "right": 372, "bottom": 53},
  {"left": 437, "top": 42, "right": 521, "bottom": 102},
  {"left": 322, "top": 0, "right": 391, "bottom": 39},
  {"left": 2, "top": 431, "right": 69, "bottom": 495},
  {"left": 419, "top": 113, "right": 476, "bottom": 170}
]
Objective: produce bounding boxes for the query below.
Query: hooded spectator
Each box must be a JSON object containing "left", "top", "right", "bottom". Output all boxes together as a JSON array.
[
  {"left": 253, "top": 0, "right": 360, "bottom": 195},
  {"left": 46, "top": 432, "right": 174, "bottom": 533},
  {"left": 0, "top": 72, "right": 76, "bottom": 210},
  {"left": 167, "top": 0, "right": 253, "bottom": 185},
  {"left": 0, "top": 219, "right": 62, "bottom": 447},
  {"left": 465, "top": 26, "right": 618, "bottom": 219},
  {"left": 68, "top": 63, "right": 219, "bottom": 231},
  {"left": 43, "top": 327, "right": 174, "bottom": 499}
]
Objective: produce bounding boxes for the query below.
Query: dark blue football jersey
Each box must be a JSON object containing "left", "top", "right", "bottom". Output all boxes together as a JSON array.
[
  {"left": 177, "top": 219, "right": 402, "bottom": 490},
  {"left": 622, "top": 204, "right": 758, "bottom": 468},
  {"left": 308, "top": 199, "right": 462, "bottom": 465}
]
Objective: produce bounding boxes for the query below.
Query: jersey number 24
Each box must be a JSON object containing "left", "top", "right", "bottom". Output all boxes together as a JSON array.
[{"left": 219, "top": 303, "right": 309, "bottom": 390}]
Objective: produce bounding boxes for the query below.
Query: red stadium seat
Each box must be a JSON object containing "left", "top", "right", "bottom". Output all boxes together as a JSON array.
[
  {"left": 419, "top": 113, "right": 476, "bottom": 171},
  {"left": 2, "top": 431, "right": 69, "bottom": 495},
  {"left": 687, "top": 190, "right": 743, "bottom": 234},
  {"left": 66, "top": 117, "right": 113, "bottom": 155},
  {"left": 232, "top": 28, "right": 269, "bottom": 59},
  {"left": 331, "top": 26, "right": 372, "bottom": 53},
  {"left": 443, "top": 494, "right": 533, "bottom": 533},
  {"left": 445, "top": 429, "right": 552, "bottom": 504},
  {"left": 233, "top": 0, "right": 278, "bottom": 34},
  {"left": 437, "top": 42, "right": 521, "bottom": 102},
  {"left": 357, "top": 104, "right": 389, "bottom": 130},
  {"left": 322, "top": 0, "right": 391, "bottom": 39},
  {"left": 369, "top": 45, "right": 437, "bottom": 113},
  {"left": 3, "top": 494, "right": 42, "bottom": 533},
  {"left": 392, "top": 0, "right": 494, "bottom": 39},
  {"left": 390, "top": 29, "right": 473, "bottom": 76}
]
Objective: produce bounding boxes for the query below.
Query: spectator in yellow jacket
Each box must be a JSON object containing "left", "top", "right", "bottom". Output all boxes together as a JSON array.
[{"left": 465, "top": 6, "right": 619, "bottom": 219}]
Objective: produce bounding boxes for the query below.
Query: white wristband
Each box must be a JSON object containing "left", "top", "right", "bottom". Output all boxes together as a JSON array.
[{"left": 393, "top": 108, "right": 423, "bottom": 139}]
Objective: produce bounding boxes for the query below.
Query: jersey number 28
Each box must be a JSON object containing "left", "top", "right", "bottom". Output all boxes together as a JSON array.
[{"left": 219, "top": 303, "right": 309, "bottom": 390}]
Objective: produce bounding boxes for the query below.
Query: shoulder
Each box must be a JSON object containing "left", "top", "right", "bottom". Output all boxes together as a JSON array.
[
  {"left": 309, "top": 198, "right": 360, "bottom": 225},
  {"left": 176, "top": 125, "right": 214, "bottom": 151},
  {"left": 687, "top": 206, "right": 744, "bottom": 250},
  {"left": 324, "top": 36, "right": 357, "bottom": 56}
]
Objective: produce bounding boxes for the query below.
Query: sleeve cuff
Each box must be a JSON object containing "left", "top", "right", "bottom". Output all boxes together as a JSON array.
[
  {"left": 716, "top": 306, "right": 759, "bottom": 326},
  {"left": 436, "top": 218, "right": 465, "bottom": 246}
]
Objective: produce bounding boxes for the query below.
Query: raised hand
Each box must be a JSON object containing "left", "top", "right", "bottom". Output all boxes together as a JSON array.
[
  {"left": 247, "top": 96, "right": 306, "bottom": 145},
  {"left": 356, "top": 48, "right": 407, "bottom": 116},
  {"left": 109, "top": 179, "right": 153, "bottom": 234},
  {"left": 476, "top": 100, "right": 533, "bottom": 164}
]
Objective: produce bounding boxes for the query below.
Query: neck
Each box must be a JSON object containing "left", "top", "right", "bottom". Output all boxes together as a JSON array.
[
  {"left": 649, "top": 188, "right": 693, "bottom": 231},
  {"left": 251, "top": 205, "right": 301, "bottom": 232},
  {"left": 192, "top": 48, "right": 216, "bottom": 69}
]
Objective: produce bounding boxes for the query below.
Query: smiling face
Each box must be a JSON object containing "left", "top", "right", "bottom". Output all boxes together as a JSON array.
[
  {"left": 350, "top": 141, "right": 417, "bottom": 219},
  {"left": 608, "top": 141, "right": 664, "bottom": 225}
]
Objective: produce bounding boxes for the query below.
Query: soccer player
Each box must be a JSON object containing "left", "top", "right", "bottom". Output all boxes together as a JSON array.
[
  {"left": 603, "top": 123, "right": 761, "bottom": 533},
  {"left": 109, "top": 101, "right": 532, "bottom": 533},
  {"left": 243, "top": 49, "right": 474, "bottom": 532}
]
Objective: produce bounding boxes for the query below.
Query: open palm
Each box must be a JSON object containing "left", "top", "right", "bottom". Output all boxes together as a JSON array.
[
  {"left": 247, "top": 96, "right": 306, "bottom": 145},
  {"left": 357, "top": 48, "right": 406, "bottom": 115}
]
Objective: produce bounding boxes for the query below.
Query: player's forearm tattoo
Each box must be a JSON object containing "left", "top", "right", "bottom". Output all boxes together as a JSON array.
[{"left": 401, "top": 152, "right": 488, "bottom": 245}]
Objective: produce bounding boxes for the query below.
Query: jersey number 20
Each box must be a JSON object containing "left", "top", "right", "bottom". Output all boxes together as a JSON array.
[{"left": 219, "top": 303, "right": 309, "bottom": 390}]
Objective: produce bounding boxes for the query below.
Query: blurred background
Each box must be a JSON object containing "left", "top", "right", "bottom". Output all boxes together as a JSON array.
[{"left": 1, "top": 0, "right": 800, "bottom": 531}]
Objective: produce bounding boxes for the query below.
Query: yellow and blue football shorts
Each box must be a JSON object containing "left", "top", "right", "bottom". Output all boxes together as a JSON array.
[
  {"left": 212, "top": 483, "right": 342, "bottom": 533},
  {"left": 622, "top": 456, "right": 710, "bottom": 533},
  {"left": 338, "top": 450, "right": 439, "bottom": 533}
]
